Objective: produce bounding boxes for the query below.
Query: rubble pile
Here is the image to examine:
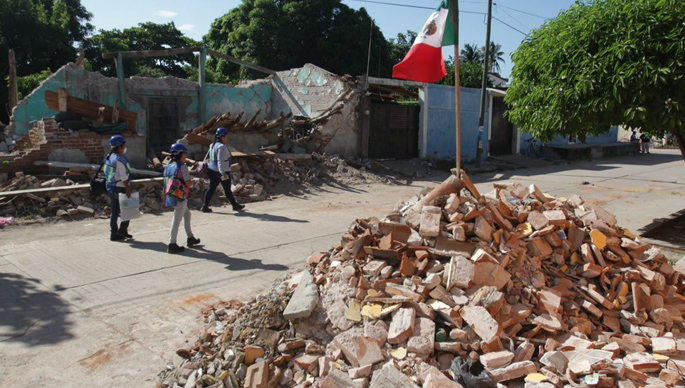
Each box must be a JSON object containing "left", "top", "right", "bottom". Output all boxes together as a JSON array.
[{"left": 157, "top": 173, "right": 685, "bottom": 388}]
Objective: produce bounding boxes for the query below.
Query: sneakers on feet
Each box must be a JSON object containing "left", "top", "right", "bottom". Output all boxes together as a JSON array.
[
  {"left": 232, "top": 204, "right": 245, "bottom": 211},
  {"left": 118, "top": 231, "right": 133, "bottom": 239},
  {"left": 110, "top": 234, "right": 125, "bottom": 241},
  {"left": 168, "top": 243, "right": 185, "bottom": 254},
  {"left": 187, "top": 237, "right": 201, "bottom": 248},
  {"left": 201, "top": 206, "right": 213, "bottom": 213}
]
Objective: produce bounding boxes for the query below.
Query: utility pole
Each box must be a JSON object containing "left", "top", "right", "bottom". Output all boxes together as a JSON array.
[
  {"left": 476, "top": 0, "right": 493, "bottom": 168},
  {"left": 365, "top": 19, "right": 374, "bottom": 91},
  {"left": 8, "top": 50, "right": 18, "bottom": 112}
]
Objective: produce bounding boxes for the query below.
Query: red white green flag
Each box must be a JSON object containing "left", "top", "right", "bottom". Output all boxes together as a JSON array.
[{"left": 392, "top": 0, "right": 457, "bottom": 83}]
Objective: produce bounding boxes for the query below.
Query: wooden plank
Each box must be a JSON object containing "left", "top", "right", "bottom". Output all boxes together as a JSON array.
[
  {"left": 185, "top": 132, "right": 212, "bottom": 147},
  {"left": 207, "top": 49, "right": 276, "bottom": 76},
  {"left": 102, "top": 47, "right": 201, "bottom": 59},
  {"left": 45, "top": 90, "right": 137, "bottom": 133},
  {"left": 0, "top": 177, "right": 164, "bottom": 199},
  {"left": 34, "top": 160, "right": 161, "bottom": 176},
  {"left": 58, "top": 88, "right": 68, "bottom": 111}
]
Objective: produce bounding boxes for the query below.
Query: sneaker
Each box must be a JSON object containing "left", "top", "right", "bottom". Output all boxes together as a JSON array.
[
  {"left": 110, "top": 234, "right": 125, "bottom": 242},
  {"left": 168, "top": 243, "right": 185, "bottom": 254},
  {"left": 118, "top": 231, "right": 133, "bottom": 239},
  {"left": 201, "top": 206, "right": 213, "bottom": 213},
  {"left": 232, "top": 204, "right": 245, "bottom": 211},
  {"left": 187, "top": 237, "right": 201, "bottom": 247}
]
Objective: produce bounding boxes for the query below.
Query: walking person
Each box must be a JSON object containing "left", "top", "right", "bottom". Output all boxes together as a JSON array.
[
  {"left": 201, "top": 127, "right": 245, "bottom": 213},
  {"left": 104, "top": 135, "right": 133, "bottom": 241},
  {"left": 640, "top": 133, "right": 651, "bottom": 154},
  {"left": 164, "top": 143, "right": 201, "bottom": 254}
]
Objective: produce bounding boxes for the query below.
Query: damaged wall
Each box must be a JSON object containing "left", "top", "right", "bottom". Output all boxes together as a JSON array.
[
  {"left": 272, "top": 64, "right": 360, "bottom": 156},
  {"left": 9, "top": 63, "right": 275, "bottom": 139}
]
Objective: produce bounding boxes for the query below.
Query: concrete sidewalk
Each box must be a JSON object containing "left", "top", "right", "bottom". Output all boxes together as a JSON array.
[{"left": 0, "top": 149, "right": 683, "bottom": 387}]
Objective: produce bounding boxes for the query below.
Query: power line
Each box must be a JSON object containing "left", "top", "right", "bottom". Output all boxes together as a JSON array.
[
  {"left": 343, "top": 0, "right": 529, "bottom": 35},
  {"left": 492, "top": 17, "right": 527, "bottom": 35},
  {"left": 344, "top": 0, "right": 485, "bottom": 11},
  {"left": 496, "top": 6, "right": 531, "bottom": 30},
  {"left": 494, "top": 4, "right": 549, "bottom": 20}
]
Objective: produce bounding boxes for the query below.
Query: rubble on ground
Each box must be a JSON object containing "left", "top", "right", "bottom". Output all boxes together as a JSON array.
[
  {"left": 0, "top": 153, "right": 400, "bottom": 220},
  {"left": 157, "top": 173, "right": 685, "bottom": 388}
]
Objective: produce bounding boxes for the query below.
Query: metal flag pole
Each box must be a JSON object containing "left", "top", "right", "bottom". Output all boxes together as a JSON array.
[
  {"left": 476, "top": 0, "right": 493, "bottom": 168},
  {"left": 450, "top": 0, "right": 461, "bottom": 176}
]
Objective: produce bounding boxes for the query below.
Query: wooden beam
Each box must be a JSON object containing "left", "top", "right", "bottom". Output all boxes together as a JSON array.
[
  {"left": 34, "top": 160, "right": 160, "bottom": 176},
  {"left": 115, "top": 52, "right": 125, "bottom": 107},
  {"left": 102, "top": 47, "right": 201, "bottom": 59},
  {"left": 199, "top": 47, "right": 207, "bottom": 123},
  {"left": 0, "top": 177, "right": 164, "bottom": 199},
  {"left": 45, "top": 90, "right": 137, "bottom": 133},
  {"left": 206, "top": 49, "right": 276, "bottom": 76},
  {"left": 368, "top": 76, "right": 426, "bottom": 88},
  {"left": 8, "top": 49, "right": 17, "bottom": 110},
  {"left": 374, "top": 84, "right": 419, "bottom": 99}
]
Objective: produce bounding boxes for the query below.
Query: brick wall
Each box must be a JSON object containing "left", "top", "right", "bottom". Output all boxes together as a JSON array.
[{"left": 0, "top": 118, "right": 106, "bottom": 174}]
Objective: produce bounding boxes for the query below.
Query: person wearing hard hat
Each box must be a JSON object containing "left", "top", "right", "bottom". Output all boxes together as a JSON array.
[
  {"left": 104, "top": 135, "right": 133, "bottom": 241},
  {"left": 164, "top": 143, "right": 201, "bottom": 254},
  {"left": 201, "top": 127, "right": 245, "bottom": 213}
]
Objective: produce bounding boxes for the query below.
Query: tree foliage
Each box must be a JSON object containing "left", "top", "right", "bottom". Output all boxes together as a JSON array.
[
  {"left": 480, "top": 42, "right": 505, "bottom": 74},
  {"left": 438, "top": 56, "right": 491, "bottom": 89},
  {"left": 505, "top": 0, "right": 685, "bottom": 159},
  {"left": 0, "top": 0, "right": 92, "bottom": 121},
  {"left": 83, "top": 22, "right": 199, "bottom": 78},
  {"left": 205, "top": 0, "right": 392, "bottom": 81},
  {"left": 460, "top": 43, "right": 483, "bottom": 64}
]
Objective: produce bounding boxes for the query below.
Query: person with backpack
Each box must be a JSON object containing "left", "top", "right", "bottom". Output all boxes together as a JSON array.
[
  {"left": 639, "top": 133, "right": 651, "bottom": 154},
  {"left": 201, "top": 127, "right": 245, "bottom": 213},
  {"left": 104, "top": 135, "right": 133, "bottom": 241},
  {"left": 164, "top": 143, "right": 201, "bottom": 254}
]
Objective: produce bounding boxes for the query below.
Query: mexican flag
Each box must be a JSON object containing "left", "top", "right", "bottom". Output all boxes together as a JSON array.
[{"left": 392, "top": 0, "right": 457, "bottom": 83}]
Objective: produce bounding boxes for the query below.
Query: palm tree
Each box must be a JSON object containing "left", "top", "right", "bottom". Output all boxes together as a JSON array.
[
  {"left": 479, "top": 42, "right": 505, "bottom": 74},
  {"left": 459, "top": 43, "right": 483, "bottom": 64}
]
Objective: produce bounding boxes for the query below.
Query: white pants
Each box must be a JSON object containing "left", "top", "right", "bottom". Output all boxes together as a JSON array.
[
  {"left": 169, "top": 200, "right": 193, "bottom": 244},
  {"left": 641, "top": 142, "right": 650, "bottom": 153}
]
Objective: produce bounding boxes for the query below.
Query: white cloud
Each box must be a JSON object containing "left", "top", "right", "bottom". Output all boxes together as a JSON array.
[
  {"left": 178, "top": 24, "right": 196, "bottom": 32},
  {"left": 155, "top": 10, "right": 178, "bottom": 18}
]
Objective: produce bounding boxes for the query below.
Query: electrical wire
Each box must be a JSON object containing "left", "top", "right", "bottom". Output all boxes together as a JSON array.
[
  {"left": 494, "top": 4, "right": 549, "bottom": 20},
  {"left": 496, "top": 6, "right": 531, "bottom": 30},
  {"left": 343, "top": 0, "right": 530, "bottom": 35},
  {"left": 492, "top": 17, "right": 527, "bottom": 35}
]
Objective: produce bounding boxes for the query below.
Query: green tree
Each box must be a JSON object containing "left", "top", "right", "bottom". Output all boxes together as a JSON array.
[
  {"left": 479, "top": 42, "right": 505, "bottom": 74},
  {"left": 388, "top": 31, "right": 417, "bottom": 66},
  {"left": 1, "top": 0, "right": 91, "bottom": 121},
  {"left": 505, "top": 0, "right": 685, "bottom": 160},
  {"left": 439, "top": 56, "right": 491, "bottom": 88},
  {"left": 205, "top": 0, "right": 392, "bottom": 81},
  {"left": 83, "top": 22, "right": 199, "bottom": 78},
  {"left": 459, "top": 43, "right": 483, "bottom": 63}
]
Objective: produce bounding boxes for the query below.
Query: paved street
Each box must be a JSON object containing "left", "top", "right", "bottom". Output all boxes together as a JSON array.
[{"left": 1, "top": 149, "right": 684, "bottom": 387}]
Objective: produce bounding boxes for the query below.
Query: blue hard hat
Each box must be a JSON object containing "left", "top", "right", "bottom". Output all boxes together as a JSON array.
[
  {"left": 216, "top": 127, "right": 228, "bottom": 137},
  {"left": 109, "top": 135, "right": 126, "bottom": 146},
  {"left": 170, "top": 143, "right": 186, "bottom": 154}
]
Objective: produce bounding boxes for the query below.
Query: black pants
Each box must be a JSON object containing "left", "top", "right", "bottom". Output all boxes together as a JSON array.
[
  {"left": 109, "top": 187, "right": 130, "bottom": 236},
  {"left": 204, "top": 169, "right": 239, "bottom": 207}
]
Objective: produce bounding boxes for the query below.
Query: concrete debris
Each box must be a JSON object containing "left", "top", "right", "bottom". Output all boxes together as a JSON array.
[{"left": 157, "top": 173, "right": 685, "bottom": 388}]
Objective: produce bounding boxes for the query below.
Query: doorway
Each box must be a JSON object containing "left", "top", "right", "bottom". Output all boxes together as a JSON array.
[{"left": 147, "top": 97, "right": 181, "bottom": 153}]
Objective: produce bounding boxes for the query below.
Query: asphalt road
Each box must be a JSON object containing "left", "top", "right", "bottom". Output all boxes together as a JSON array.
[{"left": 0, "top": 149, "right": 683, "bottom": 387}]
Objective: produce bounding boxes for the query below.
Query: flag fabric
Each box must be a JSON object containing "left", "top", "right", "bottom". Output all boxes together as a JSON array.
[{"left": 392, "top": 0, "right": 456, "bottom": 83}]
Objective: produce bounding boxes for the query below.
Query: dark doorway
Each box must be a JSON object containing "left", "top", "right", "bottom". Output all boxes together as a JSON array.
[
  {"left": 147, "top": 98, "right": 180, "bottom": 152},
  {"left": 489, "top": 96, "right": 514, "bottom": 156},
  {"left": 368, "top": 102, "right": 420, "bottom": 159}
]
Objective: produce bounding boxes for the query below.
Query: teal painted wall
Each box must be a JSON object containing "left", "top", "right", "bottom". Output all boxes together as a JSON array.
[{"left": 11, "top": 65, "right": 276, "bottom": 138}]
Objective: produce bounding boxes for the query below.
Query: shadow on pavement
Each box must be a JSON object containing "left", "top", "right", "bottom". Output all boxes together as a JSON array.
[
  {"left": 0, "top": 273, "right": 74, "bottom": 346},
  {"left": 232, "top": 211, "right": 309, "bottom": 223},
  {"left": 125, "top": 241, "right": 290, "bottom": 272}
]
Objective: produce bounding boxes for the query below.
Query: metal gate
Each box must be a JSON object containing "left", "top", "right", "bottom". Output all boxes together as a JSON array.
[
  {"left": 368, "top": 102, "right": 420, "bottom": 159},
  {"left": 489, "top": 96, "right": 514, "bottom": 156},
  {"left": 148, "top": 98, "right": 180, "bottom": 152}
]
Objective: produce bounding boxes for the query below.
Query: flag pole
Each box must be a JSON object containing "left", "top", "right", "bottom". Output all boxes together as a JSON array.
[{"left": 450, "top": 0, "right": 461, "bottom": 176}]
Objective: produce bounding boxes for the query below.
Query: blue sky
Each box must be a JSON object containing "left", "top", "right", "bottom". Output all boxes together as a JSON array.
[{"left": 81, "top": 0, "right": 576, "bottom": 78}]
